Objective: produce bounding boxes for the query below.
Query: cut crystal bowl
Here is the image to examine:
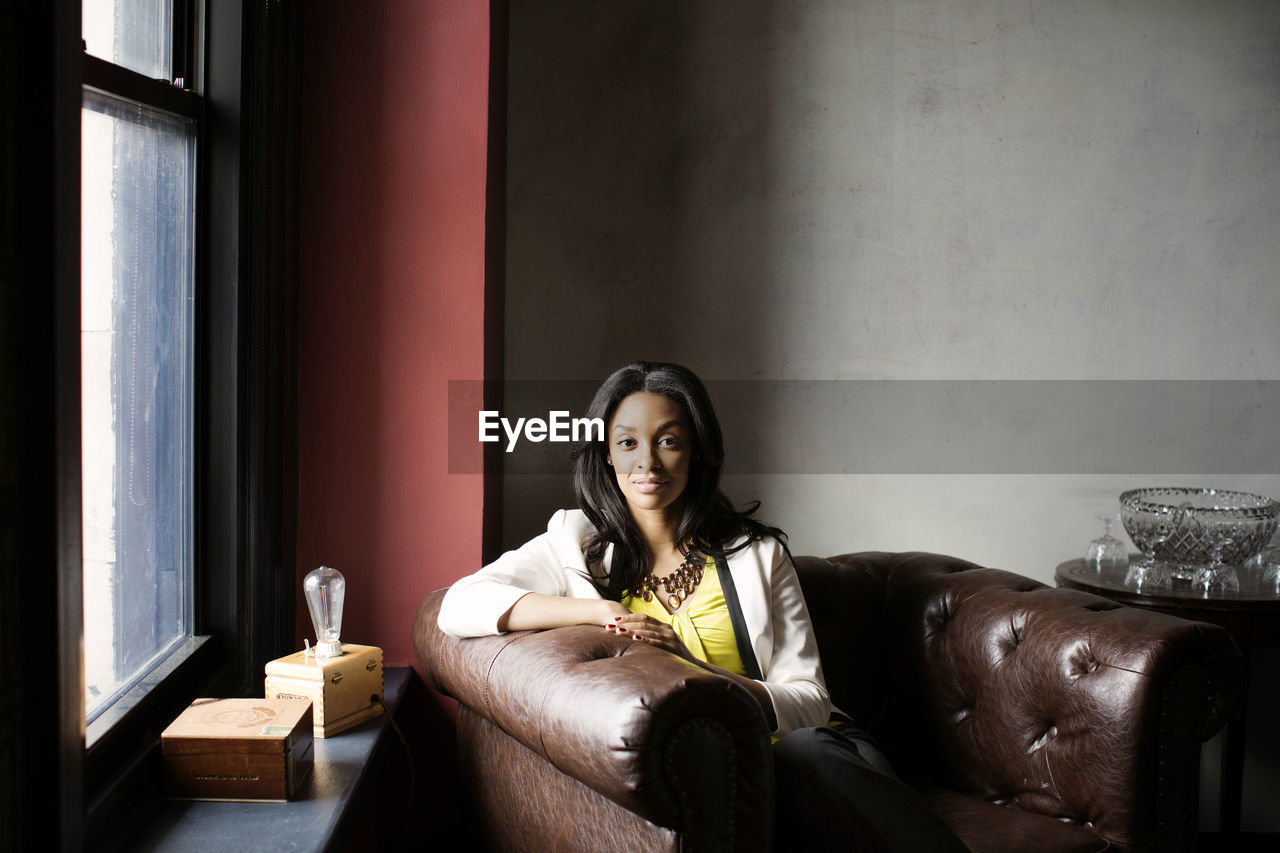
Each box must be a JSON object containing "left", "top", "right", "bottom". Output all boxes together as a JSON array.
[{"left": 1119, "top": 487, "right": 1280, "bottom": 571}]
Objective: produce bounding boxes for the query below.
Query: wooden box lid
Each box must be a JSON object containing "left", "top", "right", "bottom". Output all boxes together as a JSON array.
[{"left": 162, "top": 698, "right": 313, "bottom": 755}]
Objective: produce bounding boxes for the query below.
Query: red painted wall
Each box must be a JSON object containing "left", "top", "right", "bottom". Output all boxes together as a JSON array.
[{"left": 297, "top": 0, "right": 489, "bottom": 667}]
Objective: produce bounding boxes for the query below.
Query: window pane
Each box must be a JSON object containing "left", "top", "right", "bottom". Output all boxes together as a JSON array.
[
  {"left": 82, "top": 90, "right": 195, "bottom": 724},
  {"left": 83, "top": 0, "right": 174, "bottom": 81}
]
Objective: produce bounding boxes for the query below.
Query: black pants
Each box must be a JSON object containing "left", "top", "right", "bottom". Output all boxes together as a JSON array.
[{"left": 773, "top": 724, "right": 970, "bottom": 852}]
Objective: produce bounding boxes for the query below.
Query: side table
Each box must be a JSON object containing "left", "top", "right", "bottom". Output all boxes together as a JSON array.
[{"left": 1056, "top": 559, "right": 1280, "bottom": 843}]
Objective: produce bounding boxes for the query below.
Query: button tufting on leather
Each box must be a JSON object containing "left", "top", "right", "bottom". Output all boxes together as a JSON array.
[
  {"left": 1087, "top": 598, "right": 1124, "bottom": 612},
  {"left": 1006, "top": 612, "right": 1026, "bottom": 648},
  {"left": 925, "top": 595, "right": 955, "bottom": 635},
  {"left": 1066, "top": 641, "right": 1100, "bottom": 680},
  {"left": 1028, "top": 725, "right": 1058, "bottom": 753}
]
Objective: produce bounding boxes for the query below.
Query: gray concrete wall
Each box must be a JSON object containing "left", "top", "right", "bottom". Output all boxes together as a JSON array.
[
  {"left": 503, "top": 0, "right": 1279, "bottom": 568},
  {"left": 501, "top": 1, "right": 1280, "bottom": 826}
]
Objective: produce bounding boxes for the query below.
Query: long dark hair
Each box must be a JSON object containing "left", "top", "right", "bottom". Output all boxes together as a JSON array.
[{"left": 571, "top": 361, "right": 785, "bottom": 601}]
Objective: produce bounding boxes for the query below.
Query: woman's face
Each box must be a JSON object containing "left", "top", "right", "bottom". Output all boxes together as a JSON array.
[{"left": 607, "top": 391, "right": 694, "bottom": 519}]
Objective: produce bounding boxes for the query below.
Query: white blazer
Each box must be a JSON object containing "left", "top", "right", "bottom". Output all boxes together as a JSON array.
[{"left": 437, "top": 509, "right": 832, "bottom": 735}]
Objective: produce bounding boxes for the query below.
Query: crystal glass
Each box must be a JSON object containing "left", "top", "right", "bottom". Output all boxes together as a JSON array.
[
  {"left": 1123, "top": 496, "right": 1178, "bottom": 591},
  {"left": 1244, "top": 528, "right": 1280, "bottom": 594},
  {"left": 1084, "top": 514, "right": 1129, "bottom": 576},
  {"left": 1125, "top": 560, "right": 1174, "bottom": 591},
  {"left": 1264, "top": 560, "right": 1280, "bottom": 595},
  {"left": 1119, "top": 488, "right": 1280, "bottom": 583},
  {"left": 1193, "top": 534, "right": 1240, "bottom": 595}
]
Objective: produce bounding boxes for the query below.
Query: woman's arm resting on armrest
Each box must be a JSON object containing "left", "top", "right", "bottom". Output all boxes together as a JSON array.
[{"left": 498, "top": 592, "right": 632, "bottom": 632}]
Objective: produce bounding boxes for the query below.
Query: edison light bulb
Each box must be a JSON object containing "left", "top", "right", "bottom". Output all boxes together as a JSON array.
[{"left": 304, "top": 565, "right": 346, "bottom": 658}]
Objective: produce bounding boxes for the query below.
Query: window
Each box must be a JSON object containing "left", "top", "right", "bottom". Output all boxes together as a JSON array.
[
  {"left": 0, "top": 0, "right": 300, "bottom": 844},
  {"left": 81, "top": 0, "right": 200, "bottom": 733},
  {"left": 81, "top": 88, "right": 196, "bottom": 725},
  {"left": 83, "top": 0, "right": 175, "bottom": 80},
  {"left": 4, "top": 0, "right": 295, "bottom": 847},
  {"left": 73, "top": 0, "right": 298, "bottom": 842}
]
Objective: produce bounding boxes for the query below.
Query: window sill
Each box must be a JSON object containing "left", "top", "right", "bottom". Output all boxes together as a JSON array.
[{"left": 122, "top": 666, "right": 411, "bottom": 852}]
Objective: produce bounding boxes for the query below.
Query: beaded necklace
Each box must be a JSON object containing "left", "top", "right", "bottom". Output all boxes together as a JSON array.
[{"left": 632, "top": 552, "right": 705, "bottom": 611}]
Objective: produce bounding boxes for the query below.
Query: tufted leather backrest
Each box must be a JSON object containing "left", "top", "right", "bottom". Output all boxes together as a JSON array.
[{"left": 794, "top": 551, "right": 1241, "bottom": 850}]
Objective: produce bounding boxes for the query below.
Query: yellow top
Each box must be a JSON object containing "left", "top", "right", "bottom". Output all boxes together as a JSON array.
[
  {"left": 622, "top": 557, "right": 746, "bottom": 677},
  {"left": 623, "top": 556, "right": 840, "bottom": 741}
]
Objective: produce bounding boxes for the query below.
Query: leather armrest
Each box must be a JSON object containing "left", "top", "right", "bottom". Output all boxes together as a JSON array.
[{"left": 413, "top": 590, "right": 773, "bottom": 834}]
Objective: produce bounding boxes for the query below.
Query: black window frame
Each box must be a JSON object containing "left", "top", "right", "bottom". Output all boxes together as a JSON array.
[{"left": 0, "top": 1, "right": 300, "bottom": 847}]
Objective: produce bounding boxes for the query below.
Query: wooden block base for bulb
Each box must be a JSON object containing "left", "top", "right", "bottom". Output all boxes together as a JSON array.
[{"left": 264, "top": 643, "right": 383, "bottom": 738}]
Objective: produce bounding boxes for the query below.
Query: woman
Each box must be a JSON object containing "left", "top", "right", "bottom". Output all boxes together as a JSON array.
[{"left": 438, "top": 361, "right": 968, "bottom": 851}]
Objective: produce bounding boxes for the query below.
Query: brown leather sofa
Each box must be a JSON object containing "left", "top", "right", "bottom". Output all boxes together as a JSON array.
[{"left": 413, "top": 551, "right": 1242, "bottom": 852}]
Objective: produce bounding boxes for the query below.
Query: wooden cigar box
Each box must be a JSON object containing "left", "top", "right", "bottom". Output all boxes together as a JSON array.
[
  {"left": 264, "top": 643, "right": 383, "bottom": 738},
  {"left": 161, "top": 697, "right": 313, "bottom": 802}
]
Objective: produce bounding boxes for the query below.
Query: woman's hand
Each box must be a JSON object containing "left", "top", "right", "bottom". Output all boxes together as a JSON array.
[
  {"left": 595, "top": 599, "right": 632, "bottom": 625},
  {"left": 606, "top": 613, "right": 698, "bottom": 664},
  {"left": 605, "top": 611, "right": 778, "bottom": 730}
]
